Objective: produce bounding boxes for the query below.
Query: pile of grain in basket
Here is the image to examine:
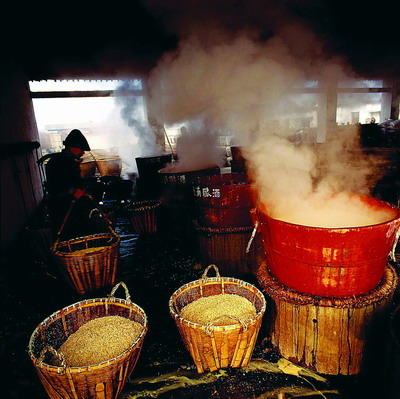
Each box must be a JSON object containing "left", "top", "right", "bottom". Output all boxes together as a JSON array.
[
  {"left": 57, "top": 316, "right": 144, "bottom": 366},
  {"left": 180, "top": 294, "right": 256, "bottom": 325}
]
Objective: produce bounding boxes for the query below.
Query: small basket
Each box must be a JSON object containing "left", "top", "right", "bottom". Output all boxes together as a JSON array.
[
  {"left": 169, "top": 264, "right": 266, "bottom": 373},
  {"left": 51, "top": 200, "right": 121, "bottom": 295},
  {"left": 125, "top": 200, "right": 161, "bottom": 233},
  {"left": 51, "top": 228, "right": 120, "bottom": 295},
  {"left": 28, "top": 282, "right": 148, "bottom": 399}
]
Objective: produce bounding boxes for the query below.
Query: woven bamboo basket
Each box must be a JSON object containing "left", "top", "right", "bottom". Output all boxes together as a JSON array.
[
  {"left": 169, "top": 264, "right": 266, "bottom": 373},
  {"left": 257, "top": 261, "right": 398, "bottom": 375},
  {"left": 125, "top": 200, "right": 161, "bottom": 233},
  {"left": 51, "top": 226, "right": 120, "bottom": 295},
  {"left": 28, "top": 282, "right": 148, "bottom": 399},
  {"left": 79, "top": 152, "right": 97, "bottom": 177},
  {"left": 96, "top": 157, "right": 122, "bottom": 177}
]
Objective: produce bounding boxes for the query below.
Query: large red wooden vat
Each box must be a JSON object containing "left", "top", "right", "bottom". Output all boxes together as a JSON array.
[
  {"left": 253, "top": 196, "right": 400, "bottom": 297},
  {"left": 193, "top": 173, "right": 256, "bottom": 228}
]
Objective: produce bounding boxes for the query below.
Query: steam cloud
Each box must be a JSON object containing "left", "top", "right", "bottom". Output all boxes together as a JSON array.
[
  {"left": 146, "top": 26, "right": 393, "bottom": 226},
  {"left": 161, "top": 120, "right": 225, "bottom": 172},
  {"left": 113, "top": 81, "right": 163, "bottom": 174},
  {"left": 138, "top": 1, "right": 395, "bottom": 226}
]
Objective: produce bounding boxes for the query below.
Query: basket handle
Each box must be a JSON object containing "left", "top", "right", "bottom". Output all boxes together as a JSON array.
[
  {"left": 201, "top": 264, "right": 221, "bottom": 280},
  {"left": 38, "top": 345, "right": 66, "bottom": 369},
  {"left": 108, "top": 281, "right": 131, "bottom": 302},
  {"left": 85, "top": 196, "right": 114, "bottom": 228},
  {"left": 245, "top": 221, "right": 259, "bottom": 253},
  {"left": 56, "top": 199, "right": 78, "bottom": 237},
  {"left": 390, "top": 226, "right": 400, "bottom": 262},
  {"left": 204, "top": 315, "right": 248, "bottom": 335}
]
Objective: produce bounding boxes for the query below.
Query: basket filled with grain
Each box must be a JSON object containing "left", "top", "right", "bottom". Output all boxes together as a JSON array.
[
  {"left": 28, "top": 282, "right": 148, "bottom": 399},
  {"left": 124, "top": 199, "right": 161, "bottom": 234},
  {"left": 169, "top": 264, "right": 266, "bottom": 373},
  {"left": 51, "top": 206, "right": 120, "bottom": 295}
]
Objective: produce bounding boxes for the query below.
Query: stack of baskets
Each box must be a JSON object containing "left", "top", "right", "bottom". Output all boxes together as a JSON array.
[
  {"left": 253, "top": 197, "right": 400, "bottom": 375},
  {"left": 192, "top": 173, "right": 259, "bottom": 276},
  {"left": 169, "top": 265, "right": 266, "bottom": 373},
  {"left": 28, "top": 282, "right": 148, "bottom": 399}
]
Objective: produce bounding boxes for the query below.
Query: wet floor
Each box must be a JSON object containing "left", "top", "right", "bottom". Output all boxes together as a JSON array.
[{"left": 1, "top": 211, "right": 400, "bottom": 399}]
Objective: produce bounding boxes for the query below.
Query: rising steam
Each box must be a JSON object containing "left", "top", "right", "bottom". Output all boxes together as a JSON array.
[
  {"left": 146, "top": 25, "right": 395, "bottom": 226},
  {"left": 113, "top": 81, "right": 163, "bottom": 174}
]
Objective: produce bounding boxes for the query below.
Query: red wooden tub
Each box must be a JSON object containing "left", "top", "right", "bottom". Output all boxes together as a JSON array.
[{"left": 252, "top": 196, "right": 400, "bottom": 297}]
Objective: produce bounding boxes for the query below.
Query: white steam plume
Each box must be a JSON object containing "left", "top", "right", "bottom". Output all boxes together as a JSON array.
[
  {"left": 114, "top": 81, "right": 163, "bottom": 174},
  {"left": 146, "top": 24, "right": 392, "bottom": 226},
  {"left": 161, "top": 120, "right": 225, "bottom": 172}
]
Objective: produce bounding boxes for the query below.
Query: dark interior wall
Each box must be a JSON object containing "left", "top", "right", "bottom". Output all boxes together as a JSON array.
[{"left": 0, "top": 61, "right": 43, "bottom": 250}]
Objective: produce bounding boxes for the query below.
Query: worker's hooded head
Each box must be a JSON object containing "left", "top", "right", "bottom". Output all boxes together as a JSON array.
[{"left": 63, "top": 129, "right": 91, "bottom": 151}]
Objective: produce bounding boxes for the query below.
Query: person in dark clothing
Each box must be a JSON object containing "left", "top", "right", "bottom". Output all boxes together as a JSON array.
[{"left": 45, "top": 129, "right": 96, "bottom": 238}]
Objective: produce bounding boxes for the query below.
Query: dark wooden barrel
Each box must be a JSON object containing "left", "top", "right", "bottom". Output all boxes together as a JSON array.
[
  {"left": 230, "top": 146, "right": 247, "bottom": 174},
  {"left": 386, "top": 303, "right": 400, "bottom": 398},
  {"left": 158, "top": 165, "right": 220, "bottom": 237},
  {"left": 135, "top": 154, "right": 173, "bottom": 200},
  {"left": 194, "top": 222, "right": 260, "bottom": 277}
]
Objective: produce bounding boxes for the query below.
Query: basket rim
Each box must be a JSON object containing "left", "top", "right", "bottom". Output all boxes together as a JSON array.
[
  {"left": 169, "top": 276, "right": 266, "bottom": 330},
  {"left": 52, "top": 232, "right": 120, "bottom": 255},
  {"left": 28, "top": 297, "right": 148, "bottom": 371},
  {"left": 125, "top": 199, "right": 161, "bottom": 212}
]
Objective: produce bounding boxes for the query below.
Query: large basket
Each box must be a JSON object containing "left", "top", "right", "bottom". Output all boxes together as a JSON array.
[
  {"left": 51, "top": 227, "right": 120, "bottom": 295},
  {"left": 124, "top": 200, "right": 161, "bottom": 233},
  {"left": 28, "top": 282, "right": 148, "bottom": 399},
  {"left": 169, "top": 265, "right": 266, "bottom": 373}
]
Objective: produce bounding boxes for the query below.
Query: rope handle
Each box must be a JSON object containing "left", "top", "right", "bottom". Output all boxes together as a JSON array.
[
  {"left": 204, "top": 315, "right": 248, "bottom": 335},
  {"left": 56, "top": 199, "right": 78, "bottom": 237},
  {"left": 55, "top": 196, "right": 116, "bottom": 242},
  {"left": 246, "top": 221, "right": 259, "bottom": 253},
  {"left": 201, "top": 264, "right": 221, "bottom": 280},
  {"left": 38, "top": 345, "right": 66, "bottom": 369},
  {"left": 390, "top": 226, "right": 400, "bottom": 262},
  {"left": 108, "top": 281, "right": 131, "bottom": 302}
]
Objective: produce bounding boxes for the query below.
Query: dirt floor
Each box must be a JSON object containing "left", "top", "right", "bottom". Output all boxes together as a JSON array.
[{"left": 1, "top": 209, "right": 400, "bottom": 399}]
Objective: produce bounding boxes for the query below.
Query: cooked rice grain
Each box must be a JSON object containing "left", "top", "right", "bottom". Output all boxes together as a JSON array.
[
  {"left": 59, "top": 315, "right": 143, "bottom": 366},
  {"left": 180, "top": 294, "right": 256, "bottom": 326}
]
